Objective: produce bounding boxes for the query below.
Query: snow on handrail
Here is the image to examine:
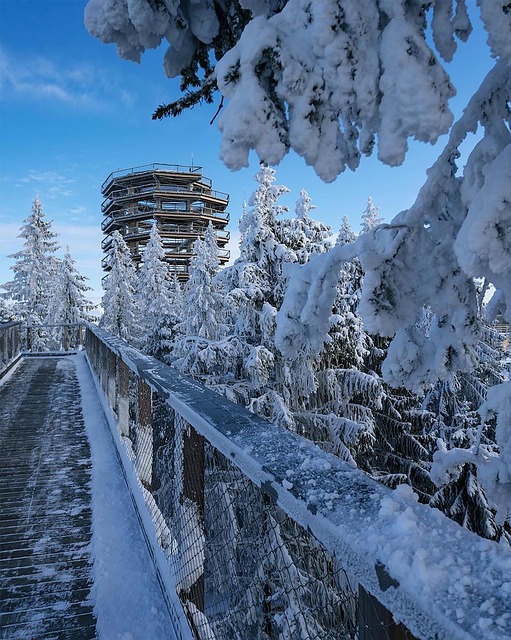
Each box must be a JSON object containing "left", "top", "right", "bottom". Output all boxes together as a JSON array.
[{"left": 85, "top": 324, "right": 511, "bottom": 640}]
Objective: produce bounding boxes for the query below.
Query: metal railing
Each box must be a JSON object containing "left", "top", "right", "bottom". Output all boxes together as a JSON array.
[
  {"left": 0, "top": 321, "right": 22, "bottom": 379},
  {"left": 101, "top": 183, "right": 229, "bottom": 212},
  {"left": 101, "top": 225, "right": 230, "bottom": 249},
  {"left": 101, "top": 207, "right": 230, "bottom": 232},
  {"left": 24, "top": 323, "right": 86, "bottom": 354},
  {"left": 84, "top": 324, "right": 511, "bottom": 640},
  {"left": 101, "top": 164, "right": 205, "bottom": 192}
]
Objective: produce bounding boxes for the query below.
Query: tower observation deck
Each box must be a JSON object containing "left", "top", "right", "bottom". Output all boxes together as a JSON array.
[{"left": 101, "top": 163, "right": 230, "bottom": 280}]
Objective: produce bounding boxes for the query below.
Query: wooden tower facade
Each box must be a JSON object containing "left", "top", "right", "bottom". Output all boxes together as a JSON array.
[{"left": 101, "top": 163, "right": 230, "bottom": 280}]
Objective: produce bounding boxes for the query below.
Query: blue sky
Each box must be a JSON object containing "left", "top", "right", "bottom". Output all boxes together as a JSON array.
[{"left": 0, "top": 0, "right": 494, "bottom": 304}]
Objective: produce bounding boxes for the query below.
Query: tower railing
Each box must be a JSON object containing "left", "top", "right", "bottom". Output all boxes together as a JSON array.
[
  {"left": 101, "top": 163, "right": 205, "bottom": 191},
  {"left": 84, "top": 324, "right": 511, "bottom": 640}
]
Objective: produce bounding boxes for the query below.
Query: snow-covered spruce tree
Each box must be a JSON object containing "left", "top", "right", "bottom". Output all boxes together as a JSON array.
[
  {"left": 45, "top": 246, "right": 95, "bottom": 349},
  {"left": 360, "top": 195, "right": 384, "bottom": 233},
  {"left": 2, "top": 197, "right": 60, "bottom": 324},
  {"left": 278, "top": 189, "right": 332, "bottom": 265},
  {"left": 297, "top": 216, "right": 375, "bottom": 464},
  {"left": 422, "top": 303, "right": 511, "bottom": 543},
  {"left": 200, "top": 165, "right": 299, "bottom": 427},
  {"left": 136, "top": 224, "right": 176, "bottom": 360},
  {"left": 294, "top": 215, "right": 436, "bottom": 498},
  {"left": 171, "top": 223, "right": 227, "bottom": 375},
  {"left": 100, "top": 230, "right": 141, "bottom": 345}
]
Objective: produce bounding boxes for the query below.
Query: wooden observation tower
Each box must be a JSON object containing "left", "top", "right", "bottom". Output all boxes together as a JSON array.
[{"left": 101, "top": 163, "right": 230, "bottom": 280}]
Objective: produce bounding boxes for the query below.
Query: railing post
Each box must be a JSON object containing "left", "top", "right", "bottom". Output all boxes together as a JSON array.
[
  {"left": 358, "top": 586, "right": 417, "bottom": 640},
  {"left": 63, "top": 325, "right": 69, "bottom": 352},
  {"left": 26, "top": 326, "right": 32, "bottom": 353},
  {"left": 182, "top": 423, "right": 205, "bottom": 613},
  {"left": 107, "top": 349, "right": 117, "bottom": 411},
  {"left": 100, "top": 342, "right": 109, "bottom": 395},
  {"left": 117, "top": 357, "right": 130, "bottom": 437},
  {"left": 136, "top": 379, "right": 153, "bottom": 489}
]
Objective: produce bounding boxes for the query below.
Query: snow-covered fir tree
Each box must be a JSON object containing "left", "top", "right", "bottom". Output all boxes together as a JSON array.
[
  {"left": 292, "top": 215, "right": 435, "bottom": 495},
  {"left": 360, "top": 196, "right": 384, "bottom": 233},
  {"left": 423, "top": 304, "right": 510, "bottom": 543},
  {"left": 171, "top": 223, "right": 227, "bottom": 375},
  {"left": 203, "top": 165, "right": 297, "bottom": 426},
  {"left": 47, "top": 246, "right": 95, "bottom": 325},
  {"left": 278, "top": 189, "right": 332, "bottom": 264},
  {"left": 100, "top": 230, "right": 141, "bottom": 345},
  {"left": 2, "top": 197, "right": 59, "bottom": 324},
  {"left": 44, "top": 246, "right": 95, "bottom": 349},
  {"left": 136, "top": 224, "right": 176, "bottom": 360}
]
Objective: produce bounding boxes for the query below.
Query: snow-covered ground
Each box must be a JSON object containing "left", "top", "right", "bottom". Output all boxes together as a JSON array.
[{"left": 74, "top": 353, "right": 179, "bottom": 640}]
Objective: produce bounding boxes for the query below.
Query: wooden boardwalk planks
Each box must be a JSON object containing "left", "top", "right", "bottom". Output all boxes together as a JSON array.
[{"left": 0, "top": 357, "right": 97, "bottom": 640}]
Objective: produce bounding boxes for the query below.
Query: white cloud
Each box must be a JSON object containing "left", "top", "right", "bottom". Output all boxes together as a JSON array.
[
  {"left": 17, "top": 170, "right": 75, "bottom": 198},
  {"left": 0, "top": 47, "right": 101, "bottom": 108},
  {"left": 0, "top": 46, "right": 135, "bottom": 112}
]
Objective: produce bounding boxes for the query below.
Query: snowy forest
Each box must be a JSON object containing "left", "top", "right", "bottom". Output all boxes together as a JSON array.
[
  {"left": 83, "top": 1, "right": 511, "bottom": 544},
  {"left": 99, "top": 164, "right": 511, "bottom": 546},
  {"left": 2, "top": 0, "right": 509, "bottom": 549},
  {"left": 4, "top": 163, "right": 510, "bottom": 548}
]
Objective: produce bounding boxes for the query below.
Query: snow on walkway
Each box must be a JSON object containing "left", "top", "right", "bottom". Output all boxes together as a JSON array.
[
  {"left": 0, "top": 356, "right": 96, "bottom": 640},
  {"left": 74, "top": 353, "right": 177, "bottom": 640}
]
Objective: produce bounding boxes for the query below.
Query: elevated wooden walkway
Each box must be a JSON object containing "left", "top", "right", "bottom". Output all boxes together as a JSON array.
[
  {"left": 0, "top": 355, "right": 178, "bottom": 640},
  {"left": 0, "top": 357, "right": 97, "bottom": 640}
]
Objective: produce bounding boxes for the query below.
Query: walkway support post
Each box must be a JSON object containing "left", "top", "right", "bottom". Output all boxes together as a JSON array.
[{"left": 117, "top": 357, "right": 130, "bottom": 436}]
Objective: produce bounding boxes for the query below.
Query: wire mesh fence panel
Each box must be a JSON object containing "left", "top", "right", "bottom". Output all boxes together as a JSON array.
[
  {"left": 141, "top": 403, "right": 388, "bottom": 640},
  {"left": 200, "top": 447, "right": 360, "bottom": 640},
  {"left": 0, "top": 321, "right": 21, "bottom": 376},
  {"left": 84, "top": 325, "right": 511, "bottom": 640}
]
